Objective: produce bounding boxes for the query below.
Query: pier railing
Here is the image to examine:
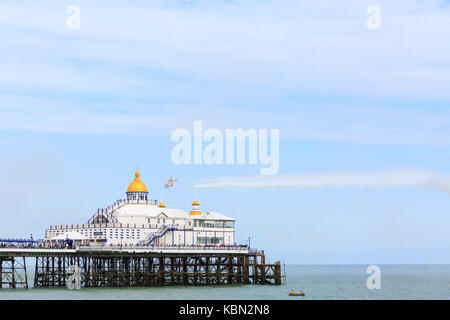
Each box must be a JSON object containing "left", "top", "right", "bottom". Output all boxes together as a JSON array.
[
  {"left": 0, "top": 244, "right": 251, "bottom": 252},
  {"left": 47, "top": 223, "right": 234, "bottom": 231},
  {"left": 78, "top": 244, "right": 250, "bottom": 252},
  {"left": 48, "top": 223, "right": 186, "bottom": 230}
]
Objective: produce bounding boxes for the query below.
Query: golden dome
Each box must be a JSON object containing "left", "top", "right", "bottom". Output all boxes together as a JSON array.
[
  {"left": 159, "top": 202, "right": 165, "bottom": 208},
  {"left": 127, "top": 167, "right": 148, "bottom": 193},
  {"left": 192, "top": 200, "right": 199, "bottom": 206}
]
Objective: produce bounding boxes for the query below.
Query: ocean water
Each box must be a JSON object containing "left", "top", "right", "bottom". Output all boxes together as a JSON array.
[{"left": 1, "top": 264, "right": 449, "bottom": 300}]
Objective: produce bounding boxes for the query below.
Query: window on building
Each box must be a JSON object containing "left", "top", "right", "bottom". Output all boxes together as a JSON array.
[{"left": 224, "top": 221, "right": 234, "bottom": 228}]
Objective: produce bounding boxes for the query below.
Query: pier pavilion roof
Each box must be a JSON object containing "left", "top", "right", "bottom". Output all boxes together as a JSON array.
[
  {"left": 110, "top": 203, "right": 234, "bottom": 221},
  {"left": 89, "top": 168, "right": 235, "bottom": 223},
  {"left": 198, "top": 211, "right": 235, "bottom": 221},
  {"left": 115, "top": 204, "right": 188, "bottom": 218}
]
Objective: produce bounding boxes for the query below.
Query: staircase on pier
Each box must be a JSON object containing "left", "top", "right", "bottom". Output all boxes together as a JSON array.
[{"left": 137, "top": 224, "right": 179, "bottom": 246}]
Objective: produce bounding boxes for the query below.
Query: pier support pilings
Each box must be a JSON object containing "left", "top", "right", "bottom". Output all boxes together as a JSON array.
[
  {"left": 31, "top": 252, "right": 281, "bottom": 288},
  {"left": 0, "top": 256, "right": 28, "bottom": 288}
]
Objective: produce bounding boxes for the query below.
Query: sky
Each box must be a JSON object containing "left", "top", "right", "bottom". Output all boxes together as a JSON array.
[{"left": 0, "top": 0, "right": 450, "bottom": 264}]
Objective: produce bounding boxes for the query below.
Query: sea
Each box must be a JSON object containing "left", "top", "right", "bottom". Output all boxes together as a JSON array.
[{"left": 1, "top": 264, "right": 449, "bottom": 300}]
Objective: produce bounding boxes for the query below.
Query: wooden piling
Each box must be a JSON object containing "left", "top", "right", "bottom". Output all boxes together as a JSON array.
[{"left": 2, "top": 251, "right": 283, "bottom": 288}]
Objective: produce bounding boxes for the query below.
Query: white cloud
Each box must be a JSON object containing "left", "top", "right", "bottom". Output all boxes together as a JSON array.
[
  {"left": 0, "top": 1, "right": 449, "bottom": 145},
  {"left": 1, "top": 96, "right": 449, "bottom": 146},
  {"left": 1, "top": 0, "right": 449, "bottom": 97},
  {"left": 189, "top": 170, "right": 450, "bottom": 194}
]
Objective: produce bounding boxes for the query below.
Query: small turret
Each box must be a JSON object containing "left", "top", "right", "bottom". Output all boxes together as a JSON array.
[{"left": 189, "top": 200, "right": 202, "bottom": 215}]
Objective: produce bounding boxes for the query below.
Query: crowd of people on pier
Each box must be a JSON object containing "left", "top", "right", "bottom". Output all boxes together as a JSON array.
[
  {"left": 0, "top": 242, "right": 81, "bottom": 249},
  {"left": 0, "top": 242, "right": 38, "bottom": 248},
  {"left": 0, "top": 241, "right": 73, "bottom": 249}
]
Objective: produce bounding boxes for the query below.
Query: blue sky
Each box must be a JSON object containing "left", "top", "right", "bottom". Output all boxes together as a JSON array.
[{"left": 0, "top": 0, "right": 450, "bottom": 263}]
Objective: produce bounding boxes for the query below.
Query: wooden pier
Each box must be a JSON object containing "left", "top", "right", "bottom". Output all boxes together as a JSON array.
[{"left": 0, "top": 248, "right": 283, "bottom": 288}]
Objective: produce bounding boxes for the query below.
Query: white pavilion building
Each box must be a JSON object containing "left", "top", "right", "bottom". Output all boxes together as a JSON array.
[{"left": 45, "top": 168, "right": 236, "bottom": 246}]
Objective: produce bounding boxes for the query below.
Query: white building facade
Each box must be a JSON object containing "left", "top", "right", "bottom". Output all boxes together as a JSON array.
[{"left": 45, "top": 168, "right": 236, "bottom": 246}]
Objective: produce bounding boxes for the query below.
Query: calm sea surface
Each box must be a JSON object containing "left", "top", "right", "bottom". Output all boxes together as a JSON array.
[{"left": 1, "top": 264, "right": 449, "bottom": 300}]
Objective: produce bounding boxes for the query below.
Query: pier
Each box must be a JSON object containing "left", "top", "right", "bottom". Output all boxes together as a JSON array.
[
  {"left": 0, "top": 246, "right": 283, "bottom": 288},
  {"left": 0, "top": 168, "right": 285, "bottom": 289}
]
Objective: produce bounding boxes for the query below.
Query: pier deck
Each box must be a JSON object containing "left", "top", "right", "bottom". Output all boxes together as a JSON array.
[{"left": 0, "top": 246, "right": 249, "bottom": 256}]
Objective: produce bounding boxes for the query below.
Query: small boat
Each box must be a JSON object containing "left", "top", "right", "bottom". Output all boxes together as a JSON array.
[{"left": 289, "top": 292, "right": 305, "bottom": 296}]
